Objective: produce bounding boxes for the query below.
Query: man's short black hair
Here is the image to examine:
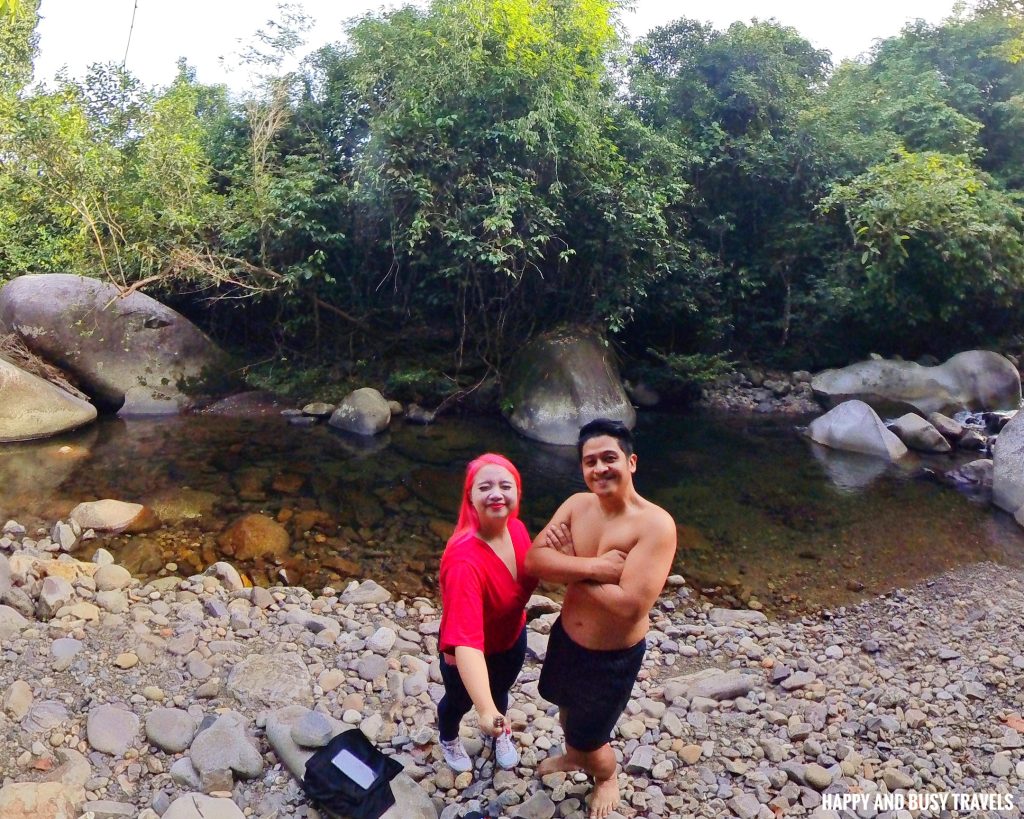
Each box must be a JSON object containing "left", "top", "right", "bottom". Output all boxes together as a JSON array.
[{"left": 577, "top": 418, "right": 634, "bottom": 460}]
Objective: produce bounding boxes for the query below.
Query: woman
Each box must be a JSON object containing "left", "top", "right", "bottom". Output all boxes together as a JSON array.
[{"left": 437, "top": 453, "right": 538, "bottom": 772}]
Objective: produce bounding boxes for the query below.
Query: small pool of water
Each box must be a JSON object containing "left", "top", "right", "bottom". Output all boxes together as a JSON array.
[{"left": 2, "top": 410, "right": 1021, "bottom": 615}]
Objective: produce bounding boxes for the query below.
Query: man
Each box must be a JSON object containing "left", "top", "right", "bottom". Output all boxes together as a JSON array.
[{"left": 525, "top": 418, "right": 677, "bottom": 819}]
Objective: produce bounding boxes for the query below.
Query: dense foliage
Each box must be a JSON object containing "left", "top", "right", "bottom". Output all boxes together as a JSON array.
[{"left": 1, "top": 0, "right": 1023, "bottom": 401}]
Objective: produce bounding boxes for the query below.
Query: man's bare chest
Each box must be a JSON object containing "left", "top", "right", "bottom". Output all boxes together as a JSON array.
[{"left": 570, "top": 514, "right": 640, "bottom": 557}]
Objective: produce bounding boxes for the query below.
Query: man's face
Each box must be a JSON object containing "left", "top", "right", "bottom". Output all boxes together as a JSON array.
[{"left": 580, "top": 435, "right": 637, "bottom": 497}]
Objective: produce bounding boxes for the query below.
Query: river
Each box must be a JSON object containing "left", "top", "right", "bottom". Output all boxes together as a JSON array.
[{"left": 2, "top": 410, "right": 1022, "bottom": 615}]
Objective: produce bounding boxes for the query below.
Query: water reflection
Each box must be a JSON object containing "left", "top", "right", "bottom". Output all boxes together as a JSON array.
[
  {"left": 0, "top": 410, "right": 1021, "bottom": 616},
  {"left": 808, "top": 442, "right": 898, "bottom": 492}
]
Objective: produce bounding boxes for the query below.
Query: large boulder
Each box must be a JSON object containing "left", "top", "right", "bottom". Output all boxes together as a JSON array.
[
  {"left": 502, "top": 328, "right": 635, "bottom": 446},
  {"left": 807, "top": 400, "right": 908, "bottom": 461},
  {"left": 811, "top": 351, "right": 1021, "bottom": 417},
  {"left": 993, "top": 410, "right": 1024, "bottom": 515},
  {"left": 0, "top": 358, "right": 96, "bottom": 442},
  {"left": 0, "top": 274, "right": 230, "bottom": 414}
]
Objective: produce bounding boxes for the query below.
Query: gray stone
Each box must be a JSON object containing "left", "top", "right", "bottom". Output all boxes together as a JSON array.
[
  {"left": 708, "top": 608, "right": 768, "bottom": 627},
  {"left": 145, "top": 707, "right": 197, "bottom": 753},
  {"left": 367, "top": 626, "right": 398, "bottom": 653},
  {"left": 803, "top": 763, "right": 833, "bottom": 791},
  {"left": 0, "top": 273, "right": 229, "bottom": 414},
  {"left": 808, "top": 400, "right": 908, "bottom": 461},
  {"left": 37, "top": 576, "right": 75, "bottom": 619},
  {"left": 729, "top": 793, "right": 762, "bottom": 819},
  {"left": 205, "top": 561, "right": 244, "bottom": 592},
  {"left": 162, "top": 793, "right": 246, "bottom": 819},
  {"left": 812, "top": 352, "right": 1021, "bottom": 416},
  {"left": 889, "top": 413, "right": 951, "bottom": 453},
  {"left": 511, "top": 791, "right": 556, "bottom": 819},
  {"left": 992, "top": 753, "right": 1013, "bottom": 777},
  {"left": 51, "top": 522, "right": 77, "bottom": 551},
  {"left": 290, "top": 710, "right": 334, "bottom": 748},
  {"left": 341, "top": 579, "right": 392, "bottom": 605},
  {"left": 780, "top": 671, "right": 817, "bottom": 691},
  {"left": 86, "top": 704, "right": 140, "bottom": 756},
  {"left": 3, "top": 679, "right": 33, "bottom": 720},
  {"left": 50, "top": 637, "right": 83, "bottom": 669},
  {"left": 665, "top": 669, "right": 757, "bottom": 702},
  {"left": 227, "top": 652, "right": 312, "bottom": 709},
  {"left": 23, "top": 700, "right": 69, "bottom": 733},
  {"left": 189, "top": 714, "right": 264, "bottom": 779},
  {"left": 0, "top": 603, "right": 29, "bottom": 639},
  {"left": 624, "top": 745, "right": 656, "bottom": 774},
  {"left": 358, "top": 655, "right": 389, "bottom": 682},
  {"left": 94, "top": 564, "right": 132, "bottom": 591},
  {"left": 80, "top": 800, "right": 136, "bottom": 818},
  {"left": 882, "top": 769, "right": 915, "bottom": 790},
  {"left": 169, "top": 758, "right": 202, "bottom": 789}
]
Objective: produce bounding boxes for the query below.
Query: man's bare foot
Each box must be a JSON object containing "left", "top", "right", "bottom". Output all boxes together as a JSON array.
[
  {"left": 535, "top": 753, "right": 584, "bottom": 776},
  {"left": 588, "top": 775, "right": 619, "bottom": 819}
]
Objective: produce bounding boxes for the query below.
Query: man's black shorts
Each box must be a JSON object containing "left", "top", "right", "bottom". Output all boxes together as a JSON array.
[{"left": 538, "top": 616, "right": 646, "bottom": 752}]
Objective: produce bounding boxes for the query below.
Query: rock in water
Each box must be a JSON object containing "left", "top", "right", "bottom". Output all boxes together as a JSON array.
[
  {"left": 329, "top": 388, "right": 391, "bottom": 435},
  {"left": 0, "top": 358, "right": 96, "bottom": 442},
  {"left": 807, "top": 400, "right": 908, "bottom": 461},
  {"left": 889, "top": 413, "right": 951, "bottom": 453}
]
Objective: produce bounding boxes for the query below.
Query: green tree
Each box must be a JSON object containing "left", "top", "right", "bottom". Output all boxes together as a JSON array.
[
  {"left": 822, "top": 148, "right": 1024, "bottom": 353},
  {"left": 629, "top": 18, "right": 839, "bottom": 363}
]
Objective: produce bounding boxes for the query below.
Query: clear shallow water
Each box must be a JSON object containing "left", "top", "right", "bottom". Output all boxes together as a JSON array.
[{"left": 2, "top": 411, "right": 1022, "bottom": 615}]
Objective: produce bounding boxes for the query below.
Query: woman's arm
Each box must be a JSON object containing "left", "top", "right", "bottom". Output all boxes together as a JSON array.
[{"left": 452, "top": 646, "right": 505, "bottom": 736}]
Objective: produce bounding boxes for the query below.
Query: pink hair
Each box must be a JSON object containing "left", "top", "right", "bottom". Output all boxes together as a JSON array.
[{"left": 449, "top": 453, "right": 522, "bottom": 542}]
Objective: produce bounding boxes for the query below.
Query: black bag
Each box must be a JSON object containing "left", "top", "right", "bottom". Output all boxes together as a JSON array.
[{"left": 302, "top": 729, "right": 403, "bottom": 819}]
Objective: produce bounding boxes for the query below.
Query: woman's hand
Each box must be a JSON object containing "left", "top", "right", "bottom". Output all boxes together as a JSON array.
[
  {"left": 541, "top": 521, "right": 575, "bottom": 555},
  {"left": 478, "top": 708, "right": 506, "bottom": 738}
]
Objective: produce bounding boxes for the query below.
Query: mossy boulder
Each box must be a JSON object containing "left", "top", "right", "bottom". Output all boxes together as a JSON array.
[
  {"left": 0, "top": 274, "right": 231, "bottom": 415},
  {"left": 502, "top": 328, "right": 635, "bottom": 446}
]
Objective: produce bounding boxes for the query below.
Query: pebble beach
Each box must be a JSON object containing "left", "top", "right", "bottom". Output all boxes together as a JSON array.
[{"left": 1, "top": 518, "right": 1023, "bottom": 819}]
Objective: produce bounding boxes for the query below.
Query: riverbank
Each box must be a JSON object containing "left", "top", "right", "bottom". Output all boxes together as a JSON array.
[{"left": 1, "top": 524, "right": 1022, "bottom": 819}]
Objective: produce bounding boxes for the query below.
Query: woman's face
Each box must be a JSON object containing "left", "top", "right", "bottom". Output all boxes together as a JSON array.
[{"left": 469, "top": 463, "right": 519, "bottom": 525}]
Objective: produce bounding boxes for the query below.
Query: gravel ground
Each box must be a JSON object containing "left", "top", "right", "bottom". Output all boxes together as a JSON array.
[{"left": 1, "top": 519, "right": 1022, "bottom": 819}]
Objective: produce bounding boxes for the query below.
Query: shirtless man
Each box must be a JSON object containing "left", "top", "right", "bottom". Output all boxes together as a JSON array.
[{"left": 525, "top": 418, "right": 677, "bottom": 819}]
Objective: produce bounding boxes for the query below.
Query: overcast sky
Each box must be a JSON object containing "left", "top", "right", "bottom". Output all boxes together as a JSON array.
[{"left": 34, "top": 0, "right": 964, "bottom": 93}]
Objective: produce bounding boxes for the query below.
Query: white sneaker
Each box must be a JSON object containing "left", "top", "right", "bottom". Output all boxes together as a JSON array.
[
  {"left": 494, "top": 730, "right": 519, "bottom": 769},
  {"left": 439, "top": 737, "right": 472, "bottom": 773}
]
